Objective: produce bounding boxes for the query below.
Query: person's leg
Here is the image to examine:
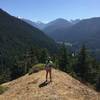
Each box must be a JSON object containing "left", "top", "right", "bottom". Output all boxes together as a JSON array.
[
  {"left": 49, "top": 68, "right": 52, "bottom": 82},
  {"left": 46, "top": 70, "right": 48, "bottom": 82}
]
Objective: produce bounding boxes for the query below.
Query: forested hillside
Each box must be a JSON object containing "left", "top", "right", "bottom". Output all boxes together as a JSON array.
[{"left": 0, "top": 9, "right": 57, "bottom": 83}]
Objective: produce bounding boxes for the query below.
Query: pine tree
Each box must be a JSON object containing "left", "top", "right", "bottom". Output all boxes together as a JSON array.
[
  {"left": 29, "top": 47, "right": 38, "bottom": 65},
  {"left": 39, "top": 48, "right": 48, "bottom": 63},
  {"left": 96, "top": 76, "right": 100, "bottom": 92},
  {"left": 58, "top": 43, "right": 69, "bottom": 72},
  {"left": 74, "top": 45, "right": 90, "bottom": 81},
  {"left": 23, "top": 49, "right": 31, "bottom": 74}
]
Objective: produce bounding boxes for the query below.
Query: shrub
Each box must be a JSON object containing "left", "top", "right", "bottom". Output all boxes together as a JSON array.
[
  {"left": 28, "top": 63, "right": 45, "bottom": 75},
  {"left": 0, "top": 85, "right": 8, "bottom": 94}
]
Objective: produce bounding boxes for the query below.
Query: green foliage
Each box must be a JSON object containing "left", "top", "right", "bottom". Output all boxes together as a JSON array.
[
  {"left": 39, "top": 48, "right": 49, "bottom": 63},
  {"left": 74, "top": 45, "right": 90, "bottom": 81},
  {"left": 96, "top": 76, "right": 100, "bottom": 92},
  {"left": 55, "top": 44, "right": 100, "bottom": 91},
  {"left": 74, "top": 45, "right": 97, "bottom": 82},
  {"left": 28, "top": 63, "right": 45, "bottom": 75},
  {"left": 73, "top": 45, "right": 100, "bottom": 91},
  {"left": 10, "top": 47, "right": 50, "bottom": 79},
  {"left": 0, "top": 68, "right": 11, "bottom": 84},
  {"left": 58, "top": 43, "right": 69, "bottom": 72},
  {"left": 0, "top": 86, "right": 8, "bottom": 94}
]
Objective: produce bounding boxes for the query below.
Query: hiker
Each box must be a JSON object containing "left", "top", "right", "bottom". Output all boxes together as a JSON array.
[{"left": 45, "top": 57, "right": 53, "bottom": 82}]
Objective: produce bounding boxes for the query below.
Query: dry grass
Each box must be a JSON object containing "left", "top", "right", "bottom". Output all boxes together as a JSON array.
[{"left": 0, "top": 69, "right": 99, "bottom": 100}]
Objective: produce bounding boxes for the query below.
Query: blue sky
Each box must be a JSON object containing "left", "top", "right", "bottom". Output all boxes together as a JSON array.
[{"left": 0, "top": 0, "right": 100, "bottom": 23}]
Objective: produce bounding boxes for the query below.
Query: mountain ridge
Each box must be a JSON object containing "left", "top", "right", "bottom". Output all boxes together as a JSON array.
[
  {"left": 0, "top": 68, "right": 99, "bottom": 100},
  {"left": 21, "top": 18, "right": 46, "bottom": 30},
  {"left": 42, "top": 17, "right": 100, "bottom": 50},
  {"left": 43, "top": 18, "right": 73, "bottom": 40},
  {"left": 0, "top": 8, "right": 57, "bottom": 54}
]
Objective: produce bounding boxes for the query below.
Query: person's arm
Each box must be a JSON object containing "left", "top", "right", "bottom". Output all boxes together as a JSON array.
[{"left": 45, "top": 60, "right": 48, "bottom": 68}]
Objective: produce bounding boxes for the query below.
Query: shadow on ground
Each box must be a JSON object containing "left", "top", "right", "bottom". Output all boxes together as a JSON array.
[{"left": 39, "top": 81, "right": 50, "bottom": 88}]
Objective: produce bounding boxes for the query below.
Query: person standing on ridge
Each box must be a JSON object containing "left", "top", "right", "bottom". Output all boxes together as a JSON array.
[{"left": 45, "top": 57, "right": 53, "bottom": 82}]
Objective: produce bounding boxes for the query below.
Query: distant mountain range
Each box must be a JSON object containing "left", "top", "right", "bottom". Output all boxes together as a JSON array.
[
  {"left": 49, "top": 17, "right": 100, "bottom": 50},
  {"left": 42, "top": 17, "right": 100, "bottom": 59},
  {"left": 21, "top": 18, "right": 46, "bottom": 30},
  {"left": 21, "top": 18, "right": 80, "bottom": 31},
  {"left": 21, "top": 18, "right": 80, "bottom": 41},
  {"left": 43, "top": 18, "right": 73, "bottom": 39},
  {"left": 20, "top": 13, "right": 100, "bottom": 57}
]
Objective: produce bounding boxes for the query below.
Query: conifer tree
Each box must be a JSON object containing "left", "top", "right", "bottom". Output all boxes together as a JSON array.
[
  {"left": 74, "top": 45, "right": 90, "bottom": 81},
  {"left": 96, "top": 75, "right": 100, "bottom": 91},
  {"left": 58, "top": 43, "right": 69, "bottom": 72},
  {"left": 29, "top": 47, "right": 38, "bottom": 65},
  {"left": 39, "top": 48, "right": 48, "bottom": 63}
]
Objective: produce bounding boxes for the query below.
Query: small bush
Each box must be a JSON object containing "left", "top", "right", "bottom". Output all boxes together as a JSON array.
[
  {"left": 0, "top": 85, "right": 8, "bottom": 94},
  {"left": 28, "top": 63, "right": 45, "bottom": 75}
]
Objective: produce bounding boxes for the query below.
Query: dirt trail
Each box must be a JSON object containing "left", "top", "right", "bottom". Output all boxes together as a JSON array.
[{"left": 0, "top": 69, "right": 99, "bottom": 100}]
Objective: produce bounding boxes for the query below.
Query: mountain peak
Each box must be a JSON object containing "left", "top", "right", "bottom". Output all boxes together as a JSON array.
[
  {"left": 55, "top": 18, "right": 69, "bottom": 22},
  {"left": 36, "top": 21, "right": 44, "bottom": 24},
  {"left": 47, "top": 18, "right": 70, "bottom": 25},
  {"left": 0, "top": 8, "right": 11, "bottom": 17},
  {"left": 0, "top": 8, "right": 3, "bottom": 11},
  {"left": 0, "top": 8, "right": 8, "bottom": 13},
  {"left": 0, "top": 69, "right": 99, "bottom": 100},
  {"left": 0, "top": 8, "right": 6, "bottom": 14}
]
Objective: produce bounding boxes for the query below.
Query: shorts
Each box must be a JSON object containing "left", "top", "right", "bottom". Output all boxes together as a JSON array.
[{"left": 45, "top": 67, "right": 51, "bottom": 71}]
